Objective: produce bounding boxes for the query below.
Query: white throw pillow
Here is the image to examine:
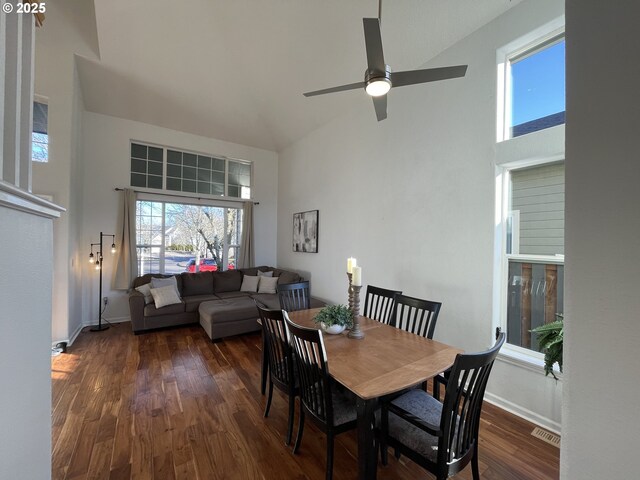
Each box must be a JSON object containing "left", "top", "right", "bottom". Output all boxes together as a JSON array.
[
  {"left": 258, "top": 276, "right": 278, "bottom": 294},
  {"left": 135, "top": 283, "right": 153, "bottom": 304},
  {"left": 257, "top": 270, "right": 274, "bottom": 277},
  {"left": 150, "top": 276, "right": 180, "bottom": 298},
  {"left": 240, "top": 275, "right": 260, "bottom": 292},
  {"left": 150, "top": 285, "right": 182, "bottom": 309}
]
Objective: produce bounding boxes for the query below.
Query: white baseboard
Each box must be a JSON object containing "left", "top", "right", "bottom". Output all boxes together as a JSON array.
[
  {"left": 68, "top": 323, "right": 83, "bottom": 346},
  {"left": 484, "top": 392, "right": 561, "bottom": 435},
  {"left": 52, "top": 323, "right": 83, "bottom": 349}
]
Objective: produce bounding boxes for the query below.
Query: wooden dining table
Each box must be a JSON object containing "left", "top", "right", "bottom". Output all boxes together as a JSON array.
[{"left": 286, "top": 308, "right": 462, "bottom": 480}]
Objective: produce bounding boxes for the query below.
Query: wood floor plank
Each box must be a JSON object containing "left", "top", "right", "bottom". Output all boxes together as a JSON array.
[
  {"left": 64, "top": 419, "right": 99, "bottom": 479},
  {"left": 52, "top": 322, "right": 559, "bottom": 480}
]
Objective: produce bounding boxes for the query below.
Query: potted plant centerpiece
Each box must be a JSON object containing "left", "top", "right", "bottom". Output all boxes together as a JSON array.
[
  {"left": 531, "top": 313, "right": 564, "bottom": 380},
  {"left": 314, "top": 304, "right": 354, "bottom": 335}
]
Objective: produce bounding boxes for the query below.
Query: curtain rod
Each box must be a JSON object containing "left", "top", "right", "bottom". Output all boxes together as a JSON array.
[{"left": 114, "top": 188, "right": 259, "bottom": 205}]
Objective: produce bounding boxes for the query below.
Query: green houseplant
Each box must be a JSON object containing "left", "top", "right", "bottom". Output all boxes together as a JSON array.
[
  {"left": 314, "top": 305, "right": 354, "bottom": 334},
  {"left": 531, "top": 313, "right": 564, "bottom": 380}
]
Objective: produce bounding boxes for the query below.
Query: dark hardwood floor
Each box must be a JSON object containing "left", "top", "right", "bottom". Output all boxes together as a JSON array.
[{"left": 51, "top": 322, "right": 559, "bottom": 479}]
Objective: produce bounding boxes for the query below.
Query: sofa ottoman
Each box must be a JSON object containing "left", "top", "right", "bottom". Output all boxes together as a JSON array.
[{"left": 199, "top": 297, "right": 261, "bottom": 341}]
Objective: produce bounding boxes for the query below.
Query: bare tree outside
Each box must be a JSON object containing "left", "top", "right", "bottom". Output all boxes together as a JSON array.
[
  {"left": 166, "top": 203, "right": 227, "bottom": 269},
  {"left": 136, "top": 201, "right": 241, "bottom": 274}
]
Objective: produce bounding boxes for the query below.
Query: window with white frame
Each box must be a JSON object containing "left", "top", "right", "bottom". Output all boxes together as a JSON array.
[
  {"left": 135, "top": 199, "right": 242, "bottom": 276},
  {"left": 32, "top": 101, "right": 48, "bottom": 162},
  {"left": 496, "top": 19, "right": 566, "bottom": 358},
  {"left": 130, "top": 142, "right": 251, "bottom": 199},
  {"left": 502, "top": 161, "right": 565, "bottom": 353},
  {"left": 499, "top": 31, "right": 565, "bottom": 140}
]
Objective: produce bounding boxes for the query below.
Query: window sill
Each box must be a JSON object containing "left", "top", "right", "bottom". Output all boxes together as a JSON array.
[
  {"left": 497, "top": 344, "right": 562, "bottom": 381},
  {"left": 0, "top": 181, "right": 65, "bottom": 219}
]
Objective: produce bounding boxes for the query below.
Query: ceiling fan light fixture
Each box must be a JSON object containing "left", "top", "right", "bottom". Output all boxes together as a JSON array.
[
  {"left": 366, "top": 78, "right": 391, "bottom": 96},
  {"left": 302, "top": 14, "right": 467, "bottom": 121}
]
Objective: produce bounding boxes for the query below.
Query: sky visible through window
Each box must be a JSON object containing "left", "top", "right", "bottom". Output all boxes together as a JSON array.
[
  {"left": 32, "top": 132, "right": 48, "bottom": 162},
  {"left": 511, "top": 39, "right": 565, "bottom": 127}
]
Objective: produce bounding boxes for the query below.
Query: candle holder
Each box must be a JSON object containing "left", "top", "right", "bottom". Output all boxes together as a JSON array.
[
  {"left": 347, "top": 272, "right": 354, "bottom": 311},
  {"left": 348, "top": 282, "right": 364, "bottom": 340}
]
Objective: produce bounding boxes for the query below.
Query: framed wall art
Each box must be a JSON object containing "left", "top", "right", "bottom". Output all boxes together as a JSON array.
[{"left": 292, "top": 210, "right": 318, "bottom": 253}]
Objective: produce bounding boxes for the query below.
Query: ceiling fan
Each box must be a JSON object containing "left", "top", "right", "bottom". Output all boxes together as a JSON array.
[{"left": 303, "top": 2, "right": 467, "bottom": 121}]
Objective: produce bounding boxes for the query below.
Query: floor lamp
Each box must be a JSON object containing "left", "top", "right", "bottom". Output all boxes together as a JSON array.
[{"left": 89, "top": 232, "right": 116, "bottom": 332}]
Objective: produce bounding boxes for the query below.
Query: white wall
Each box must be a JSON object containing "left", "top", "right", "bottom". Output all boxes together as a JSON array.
[
  {"left": 80, "top": 112, "right": 279, "bottom": 325},
  {"left": 277, "top": 0, "right": 564, "bottom": 429},
  {"left": 0, "top": 207, "right": 54, "bottom": 480},
  {"left": 32, "top": 0, "right": 99, "bottom": 343},
  {"left": 562, "top": 1, "right": 640, "bottom": 478}
]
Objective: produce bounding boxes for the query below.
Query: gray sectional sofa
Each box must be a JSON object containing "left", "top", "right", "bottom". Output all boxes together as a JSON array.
[{"left": 129, "top": 266, "right": 323, "bottom": 340}]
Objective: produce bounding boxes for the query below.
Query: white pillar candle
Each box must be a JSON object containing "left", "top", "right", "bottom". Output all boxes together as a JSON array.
[
  {"left": 352, "top": 266, "right": 362, "bottom": 286},
  {"left": 347, "top": 257, "right": 357, "bottom": 273}
]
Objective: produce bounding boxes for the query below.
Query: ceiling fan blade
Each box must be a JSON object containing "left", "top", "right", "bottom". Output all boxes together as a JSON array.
[
  {"left": 303, "top": 81, "right": 365, "bottom": 97},
  {"left": 363, "top": 18, "right": 385, "bottom": 72},
  {"left": 373, "top": 95, "right": 387, "bottom": 121},
  {"left": 390, "top": 65, "right": 468, "bottom": 88}
]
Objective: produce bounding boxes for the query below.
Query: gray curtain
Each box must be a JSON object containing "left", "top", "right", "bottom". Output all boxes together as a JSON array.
[
  {"left": 113, "top": 189, "right": 137, "bottom": 290},
  {"left": 237, "top": 201, "right": 254, "bottom": 268}
]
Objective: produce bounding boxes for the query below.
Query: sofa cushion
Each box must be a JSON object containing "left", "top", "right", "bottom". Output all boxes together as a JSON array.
[
  {"left": 215, "top": 291, "right": 253, "bottom": 299},
  {"left": 144, "top": 299, "right": 186, "bottom": 316},
  {"left": 181, "top": 271, "right": 214, "bottom": 297},
  {"left": 199, "top": 297, "right": 259, "bottom": 324},
  {"left": 183, "top": 294, "right": 220, "bottom": 313},
  {"left": 250, "top": 293, "right": 281, "bottom": 310},
  {"left": 213, "top": 270, "right": 243, "bottom": 293},
  {"left": 257, "top": 270, "right": 274, "bottom": 277},
  {"left": 273, "top": 269, "right": 302, "bottom": 284}
]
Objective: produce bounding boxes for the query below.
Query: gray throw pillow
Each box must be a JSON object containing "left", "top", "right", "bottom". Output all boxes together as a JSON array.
[
  {"left": 150, "top": 276, "right": 180, "bottom": 298},
  {"left": 150, "top": 285, "right": 182, "bottom": 308},
  {"left": 257, "top": 270, "right": 274, "bottom": 277},
  {"left": 240, "top": 275, "right": 260, "bottom": 292},
  {"left": 258, "top": 276, "right": 278, "bottom": 294},
  {"left": 135, "top": 283, "right": 153, "bottom": 304}
]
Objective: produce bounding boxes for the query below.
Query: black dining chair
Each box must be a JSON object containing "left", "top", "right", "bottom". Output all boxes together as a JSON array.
[
  {"left": 278, "top": 281, "right": 311, "bottom": 312},
  {"left": 257, "top": 304, "right": 298, "bottom": 445},
  {"left": 363, "top": 285, "right": 402, "bottom": 324},
  {"left": 283, "top": 311, "right": 358, "bottom": 480},
  {"left": 379, "top": 331, "right": 506, "bottom": 480},
  {"left": 390, "top": 294, "right": 442, "bottom": 339}
]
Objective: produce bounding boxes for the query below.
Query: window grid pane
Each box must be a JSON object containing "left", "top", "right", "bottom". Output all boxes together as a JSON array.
[
  {"left": 131, "top": 143, "right": 164, "bottom": 190},
  {"left": 130, "top": 143, "right": 251, "bottom": 198}
]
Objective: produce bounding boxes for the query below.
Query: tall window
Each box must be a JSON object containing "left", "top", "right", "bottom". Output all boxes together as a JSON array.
[
  {"left": 496, "top": 21, "right": 566, "bottom": 359},
  {"left": 136, "top": 200, "right": 242, "bottom": 275},
  {"left": 130, "top": 142, "right": 251, "bottom": 199},
  {"left": 501, "top": 33, "right": 565, "bottom": 140},
  {"left": 32, "top": 101, "right": 48, "bottom": 162},
  {"left": 503, "top": 161, "right": 565, "bottom": 352}
]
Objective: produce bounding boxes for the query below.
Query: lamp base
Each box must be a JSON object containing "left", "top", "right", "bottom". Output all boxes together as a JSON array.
[{"left": 90, "top": 324, "right": 109, "bottom": 332}]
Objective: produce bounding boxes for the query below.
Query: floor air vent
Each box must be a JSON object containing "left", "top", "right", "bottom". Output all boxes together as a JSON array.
[{"left": 531, "top": 427, "right": 561, "bottom": 448}]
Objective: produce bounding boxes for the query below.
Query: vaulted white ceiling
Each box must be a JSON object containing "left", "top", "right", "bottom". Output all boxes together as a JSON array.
[{"left": 77, "top": 0, "right": 521, "bottom": 152}]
